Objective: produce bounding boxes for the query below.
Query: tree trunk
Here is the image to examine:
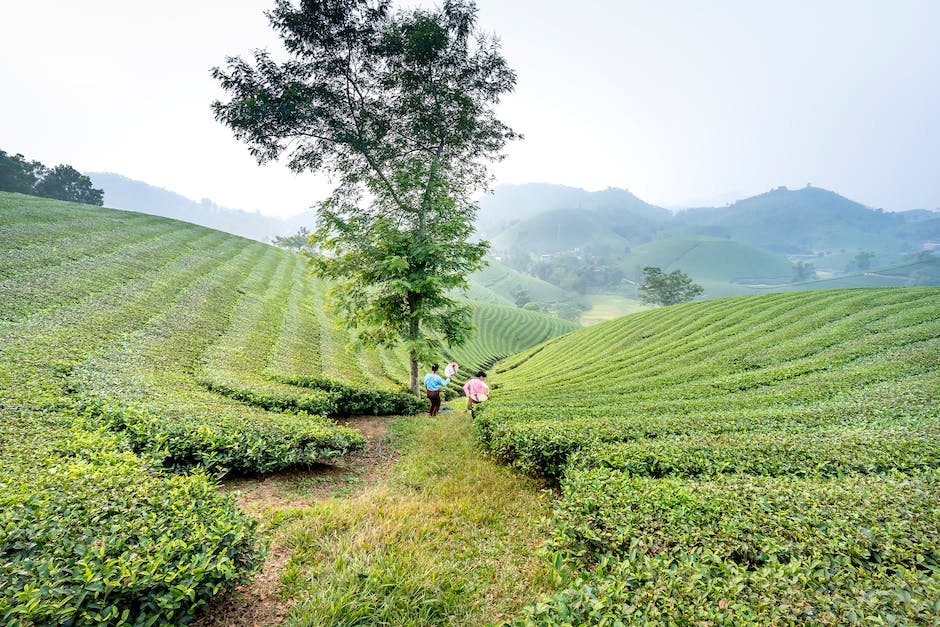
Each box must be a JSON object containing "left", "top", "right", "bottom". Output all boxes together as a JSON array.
[
  {"left": 409, "top": 354, "right": 420, "bottom": 397},
  {"left": 408, "top": 299, "right": 422, "bottom": 397}
]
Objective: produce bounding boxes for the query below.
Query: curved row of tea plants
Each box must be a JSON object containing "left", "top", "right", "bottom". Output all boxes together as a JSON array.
[
  {"left": 443, "top": 301, "right": 579, "bottom": 375},
  {"left": 194, "top": 252, "right": 421, "bottom": 419},
  {"left": 71, "top": 242, "right": 367, "bottom": 475},
  {"left": 0, "top": 193, "right": 578, "bottom": 624},
  {"left": 0, "top": 196, "right": 403, "bottom": 623},
  {"left": 477, "top": 287, "right": 940, "bottom": 624},
  {"left": 1, "top": 195, "right": 268, "bottom": 624}
]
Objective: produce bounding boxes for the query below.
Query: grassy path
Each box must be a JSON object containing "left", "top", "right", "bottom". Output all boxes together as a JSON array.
[{"left": 198, "top": 402, "right": 553, "bottom": 626}]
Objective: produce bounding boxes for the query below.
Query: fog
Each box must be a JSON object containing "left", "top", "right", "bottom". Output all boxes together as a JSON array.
[{"left": 1, "top": 0, "right": 938, "bottom": 216}]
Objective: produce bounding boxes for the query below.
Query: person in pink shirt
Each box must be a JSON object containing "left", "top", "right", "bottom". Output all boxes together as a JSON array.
[{"left": 463, "top": 371, "right": 490, "bottom": 414}]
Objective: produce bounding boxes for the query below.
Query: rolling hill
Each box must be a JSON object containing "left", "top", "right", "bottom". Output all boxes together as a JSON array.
[
  {"left": 479, "top": 287, "right": 940, "bottom": 624},
  {"left": 0, "top": 191, "right": 576, "bottom": 624},
  {"left": 676, "top": 185, "right": 927, "bottom": 257},
  {"left": 621, "top": 236, "right": 794, "bottom": 285},
  {"left": 476, "top": 183, "right": 669, "bottom": 239},
  {"left": 469, "top": 258, "right": 579, "bottom": 305},
  {"left": 479, "top": 183, "right": 940, "bottom": 295},
  {"left": 490, "top": 207, "right": 631, "bottom": 255}
]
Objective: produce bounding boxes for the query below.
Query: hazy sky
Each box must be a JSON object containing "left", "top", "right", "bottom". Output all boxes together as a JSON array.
[{"left": 2, "top": 1, "right": 939, "bottom": 217}]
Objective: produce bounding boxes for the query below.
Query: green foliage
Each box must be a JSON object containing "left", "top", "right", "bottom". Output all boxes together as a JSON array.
[
  {"left": 0, "top": 193, "right": 430, "bottom": 623},
  {"left": 310, "top": 196, "right": 488, "bottom": 385},
  {"left": 0, "top": 149, "right": 41, "bottom": 193},
  {"left": 213, "top": 0, "right": 519, "bottom": 394},
  {"left": 34, "top": 164, "right": 104, "bottom": 206},
  {"left": 1, "top": 192, "right": 570, "bottom": 624},
  {"left": 513, "top": 471, "right": 940, "bottom": 625},
  {"left": 1, "top": 448, "right": 263, "bottom": 626},
  {"left": 442, "top": 301, "right": 578, "bottom": 377},
  {"left": 271, "top": 226, "right": 312, "bottom": 252},
  {"left": 477, "top": 287, "right": 940, "bottom": 623},
  {"left": 271, "top": 374, "right": 424, "bottom": 416},
  {"left": 0, "top": 148, "right": 103, "bottom": 205},
  {"left": 638, "top": 265, "right": 703, "bottom": 305},
  {"left": 511, "top": 285, "right": 531, "bottom": 307}
]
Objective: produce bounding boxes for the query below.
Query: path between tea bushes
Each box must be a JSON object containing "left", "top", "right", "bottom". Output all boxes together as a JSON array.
[{"left": 195, "top": 403, "right": 555, "bottom": 626}]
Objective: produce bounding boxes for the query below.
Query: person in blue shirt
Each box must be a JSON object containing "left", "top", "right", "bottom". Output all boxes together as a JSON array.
[{"left": 422, "top": 363, "right": 450, "bottom": 416}]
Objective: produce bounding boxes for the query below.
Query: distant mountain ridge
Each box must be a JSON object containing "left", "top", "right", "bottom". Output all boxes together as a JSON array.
[
  {"left": 477, "top": 183, "right": 669, "bottom": 238},
  {"left": 675, "top": 185, "right": 925, "bottom": 255},
  {"left": 483, "top": 182, "right": 937, "bottom": 258},
  {"left": 88, "top": 173, "right": 318, "bottom": 242},
  {"left": 88, "top": 174, "right": 939, "bottom": 266}
]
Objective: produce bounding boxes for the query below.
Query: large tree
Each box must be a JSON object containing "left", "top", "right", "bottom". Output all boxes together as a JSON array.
[{"left": 213, "top": 0, "right": 518, "bottom": 395}]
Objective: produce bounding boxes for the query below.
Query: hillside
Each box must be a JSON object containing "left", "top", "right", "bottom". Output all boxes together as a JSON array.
[
  {"left": 480, "top": 184, "right": 940, "bottom": 296},
  {"left": 490, "top": 208, "right": 631, "bottom": 255},
  {"left": 477, "top": 183, "right": 670, "bottom": 239},
  {"left": 0, "top": 191, "right": 575, "bottom": 624},
  {"left": 469, "top": 259, "right": 579, "bottom": 306},
  {"left": 478, "top": 288, "right": 940, "bottom": 623},
  {"left": 443, "top": 302, "right": 579, "bottom": 373},
  {"left": 621, "top": 236, "right": 794, "bottom": 285},
  {"left": 677, "top": 185, "right": 924, "bottom": 257},
  {"left": 89, "top": 172, "right": 291, "bottom": 242}
]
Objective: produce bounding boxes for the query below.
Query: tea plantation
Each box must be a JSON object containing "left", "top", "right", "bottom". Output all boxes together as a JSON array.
[
  {"left": 0, "top": 193, "right": 574, "bottom": 625},
  {"left": 477, "top": 288, "right": 940, "bottom": 624},
  {"left": 443, "top": 302, "right": 578, "bottom": 375}
]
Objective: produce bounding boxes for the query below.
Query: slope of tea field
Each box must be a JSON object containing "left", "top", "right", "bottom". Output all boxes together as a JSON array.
[
  {"left": 477, "top": 288, "right": 940, "bottom": 624},
  {"left": 443, "top": 301, "right": 578, "bottom": 374},
  {"left": 0, "top": 192, "right": 573, "bottom": 625}
]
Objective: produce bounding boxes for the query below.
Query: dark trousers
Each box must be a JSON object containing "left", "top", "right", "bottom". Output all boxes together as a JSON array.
[{"left": 426, "top": 389, "right": 441, "bottom": 416}]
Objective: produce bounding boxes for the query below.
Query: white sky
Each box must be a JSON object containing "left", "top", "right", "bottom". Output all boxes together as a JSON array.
[{"left": 2, "top": 1, "right": 939, "bottom": 217}]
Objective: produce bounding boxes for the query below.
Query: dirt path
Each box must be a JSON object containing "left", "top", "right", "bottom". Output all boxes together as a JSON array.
[{"left": 193, "top": 415, "right": 400, "bottom": 627}]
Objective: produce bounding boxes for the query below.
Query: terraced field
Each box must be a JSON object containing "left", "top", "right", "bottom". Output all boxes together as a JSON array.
[
  {"left": 0, "top": 193, "right": 574, "bottom": 625},
  {"left": 477, "top": 288, "right": 940, "bottom": 624},
  {"left": 443, "top": 302, "right": 578, "bottom": 374}
]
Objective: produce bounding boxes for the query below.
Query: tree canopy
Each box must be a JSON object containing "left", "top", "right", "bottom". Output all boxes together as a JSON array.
[
  {"left": 213, "top": 0, "right": 518, "bottom": 394},
  {"left": 638, "top": 266, "right": 704, "bottom": 306},
  {"left": 0, "top": 150, "right": 103, "bottom": 206}
]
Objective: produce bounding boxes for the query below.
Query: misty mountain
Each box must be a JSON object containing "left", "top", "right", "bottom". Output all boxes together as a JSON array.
[
  {"left": 476, "top": 183, "right": 670, "bottom": 238},
  {"left": 89, "top": 173, "right": 317, "bottom": 242},
  {"left": 490, "top": 208, "right": 632, "bottom": 255},
  {"left": 675, "top": 186, "right": 923, "bottom": 256},
  {"left": 486, "top": 183, "right": 938, "bottom": 261}
]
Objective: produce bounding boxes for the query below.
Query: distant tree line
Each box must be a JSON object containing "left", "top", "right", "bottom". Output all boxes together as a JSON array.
[{"left": 0, "top": 149, "right": 103, "bottom": 205}]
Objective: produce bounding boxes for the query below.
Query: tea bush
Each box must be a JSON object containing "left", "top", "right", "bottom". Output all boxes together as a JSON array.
[
  {"left": 481, "top": 287, "right": 940, "bottom": 624},
  {"left": 1, "top": 193, "right": 573, "bottom": 624}
]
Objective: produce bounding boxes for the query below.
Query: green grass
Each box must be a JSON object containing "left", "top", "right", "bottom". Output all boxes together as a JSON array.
[
  {"left": 476, "top": 287, "right": 940, "bottom": 624},
  {"left": 277, "top": 408, "right": 555, "bottom": 626}
]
